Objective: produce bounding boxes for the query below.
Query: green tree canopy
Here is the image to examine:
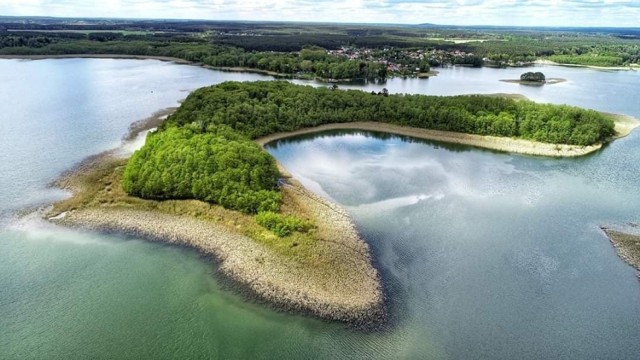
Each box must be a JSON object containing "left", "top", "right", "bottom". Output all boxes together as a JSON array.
[
  {"left": 165, "top": 81, "right": 614, "bottom": 146},
  {"left": 123, "top": 126, "right": 281, "bottom": 214}
]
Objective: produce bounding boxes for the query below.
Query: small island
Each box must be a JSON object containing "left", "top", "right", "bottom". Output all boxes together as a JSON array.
[
  {"left": 501, "top": 71, "right": 567, "bottom": 86},
  {"left": 47, "top": 81, "right": 638, "bottom": 326},
  {"left": 521, "top": 71, "right": 546, "bottom": 82}
]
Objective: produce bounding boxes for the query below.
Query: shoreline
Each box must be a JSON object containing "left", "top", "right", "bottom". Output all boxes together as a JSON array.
[
  {"left": 535, "top": 59, "right": 640, "bottom": 71},
  {"left": 50, "top": 185, "right": 385, "bottom": 327},
  {"left": 0, "top": 53, "right": 194, "bottom": 64},
  {"left": 45, "top": 109, "right": 385, "bottom": 328},
  {"left": 0, "top": 54, "right": 433, "bottom": 81},
  {"left": 256, "top": 116, "right": 640, "bottom": 157},
  {"left": 600, "top": 226, "right": 640, "bottom": 277},
  {"left": 3, "top": 54, "right": 637, "bottom": 75}
]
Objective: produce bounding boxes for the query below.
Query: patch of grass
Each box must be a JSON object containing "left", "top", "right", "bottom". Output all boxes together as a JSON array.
[{"left": 256, "top": 211, "right": 313, "bottom": 237}]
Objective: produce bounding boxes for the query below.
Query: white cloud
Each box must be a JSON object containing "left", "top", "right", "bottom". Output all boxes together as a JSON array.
[{"left": 0, "top": 0, "right": 639, "bottom": 26}]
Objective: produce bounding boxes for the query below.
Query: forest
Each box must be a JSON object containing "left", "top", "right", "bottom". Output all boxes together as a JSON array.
[
  {"left": 123, "top": 125, "right": 281, "bottom": 214},
  {"left": 164, "top": 81, "right": 615, "bottom": 146}
]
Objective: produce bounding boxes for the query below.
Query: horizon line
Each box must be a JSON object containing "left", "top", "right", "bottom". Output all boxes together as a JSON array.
[{"left": 1, "top": 15, "right": 640, "bottom": 30}]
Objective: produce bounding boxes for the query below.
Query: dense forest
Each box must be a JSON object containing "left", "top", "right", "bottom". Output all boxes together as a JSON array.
[
  {"left": 165, "top": 81, "right": 614, "bottom": 146},
  {"left": 0, "top": 35, "right": 387, "bottom": 80},
  {"left": 123, "top": 125, "right": 281, "bottom": 214}
]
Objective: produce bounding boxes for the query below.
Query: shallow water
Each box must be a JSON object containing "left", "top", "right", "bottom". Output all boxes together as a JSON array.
[{"left": 1, "top": 59, "right": 640, "bottom": 359}]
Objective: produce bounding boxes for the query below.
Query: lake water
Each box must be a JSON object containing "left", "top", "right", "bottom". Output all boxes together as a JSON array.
[{"left": 1, "top": 59, "right": 640, "bottom": 359}]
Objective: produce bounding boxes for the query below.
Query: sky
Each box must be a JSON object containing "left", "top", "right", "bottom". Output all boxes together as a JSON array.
[{"left": 1, "top": 0, "right": 640, "bottom": 27}]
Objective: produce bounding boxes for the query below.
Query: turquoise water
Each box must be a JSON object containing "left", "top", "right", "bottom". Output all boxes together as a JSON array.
[{"left": 2, "top": 59, "right": 640, "bottom": 359}]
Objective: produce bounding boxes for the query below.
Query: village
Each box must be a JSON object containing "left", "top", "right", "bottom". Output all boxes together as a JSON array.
[{"left": 327, "top": 45, "right": 486, "bottom": 76}]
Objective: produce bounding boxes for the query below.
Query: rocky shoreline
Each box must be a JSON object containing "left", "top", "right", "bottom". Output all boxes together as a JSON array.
[
  {"left": 601, "top": 226, "right": 640, "bottom": 277},
  {"left": 46, "top": 114, "right": 385, "bottom": 327},
  {"left": 50, "top": 184, "right": 385, "bottom": 326}
]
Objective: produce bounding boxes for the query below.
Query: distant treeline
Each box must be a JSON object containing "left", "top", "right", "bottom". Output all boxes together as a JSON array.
[
  {"left": 469, "top": 34, "right": 640, "bottom": 66},
  {"left": 0, "top": 34, "right": 388, "bottom": 80},
  {"left": 165, "top": 81, "right": 615, "bottom": 146},
  {"left": 2, "top": 19, "right": 639, "bottom": 69}
]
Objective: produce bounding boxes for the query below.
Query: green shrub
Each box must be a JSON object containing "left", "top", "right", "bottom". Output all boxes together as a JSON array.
[{"left": 256, "top": 211, "right": 313, "bottom": 237}]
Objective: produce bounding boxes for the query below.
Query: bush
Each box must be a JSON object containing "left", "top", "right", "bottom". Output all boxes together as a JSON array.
[{"left": 256, "top": 211, "right": 313, "bottom": 237}]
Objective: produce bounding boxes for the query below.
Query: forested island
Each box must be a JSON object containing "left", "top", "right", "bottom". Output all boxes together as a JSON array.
[
  {"left": 520, "top": 72, "right": 546, "bottom": 82},
  {"left": 500, "top": 71, "right": 566, "bottom": 86},
  {"left": 45, "top": 80, "right": 636, "bottom": 326}
]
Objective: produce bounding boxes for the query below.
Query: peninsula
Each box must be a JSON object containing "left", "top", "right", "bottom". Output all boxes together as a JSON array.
[{"left": 47, "top": 81, "right": 638, "bottom": 326}]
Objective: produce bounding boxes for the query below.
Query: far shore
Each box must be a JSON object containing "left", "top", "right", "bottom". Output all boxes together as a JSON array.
[
  {"left": 3, "top": 54, "right": 638, "bottom": 75},
  {"left": 0, "top": 54, "right": 435, "bottom": 81},
  {"left": 256, "top": 113, "right": 640, "bottom": 157},
  {"left": 0, "top": 53, "right": 193, "bottom": 63}
]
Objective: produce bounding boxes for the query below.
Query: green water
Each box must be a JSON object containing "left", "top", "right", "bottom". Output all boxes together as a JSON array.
[{"left": 2, "top": 59, "right": 640, "bottom": 359}]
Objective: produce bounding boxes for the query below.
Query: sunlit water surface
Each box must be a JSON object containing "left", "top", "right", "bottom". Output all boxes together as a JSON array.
[{"left": 1, "top": 59, "right": 640, "bottom": 359}]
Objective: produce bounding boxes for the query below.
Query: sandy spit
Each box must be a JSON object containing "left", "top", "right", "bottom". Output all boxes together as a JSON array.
[
  {"left": 257, "top": 121, "right": 609, "bottom": 157},
  {"left": 604, "top": 113, "right": 640, "bottom": 139}
]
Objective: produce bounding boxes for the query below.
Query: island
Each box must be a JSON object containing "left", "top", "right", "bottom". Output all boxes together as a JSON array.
[
  {"left": 501, "top": 71, "right": 567, "bottom": 86},
  {"left": 46, "top": 81, "right": 639, "bottom": 326}
]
